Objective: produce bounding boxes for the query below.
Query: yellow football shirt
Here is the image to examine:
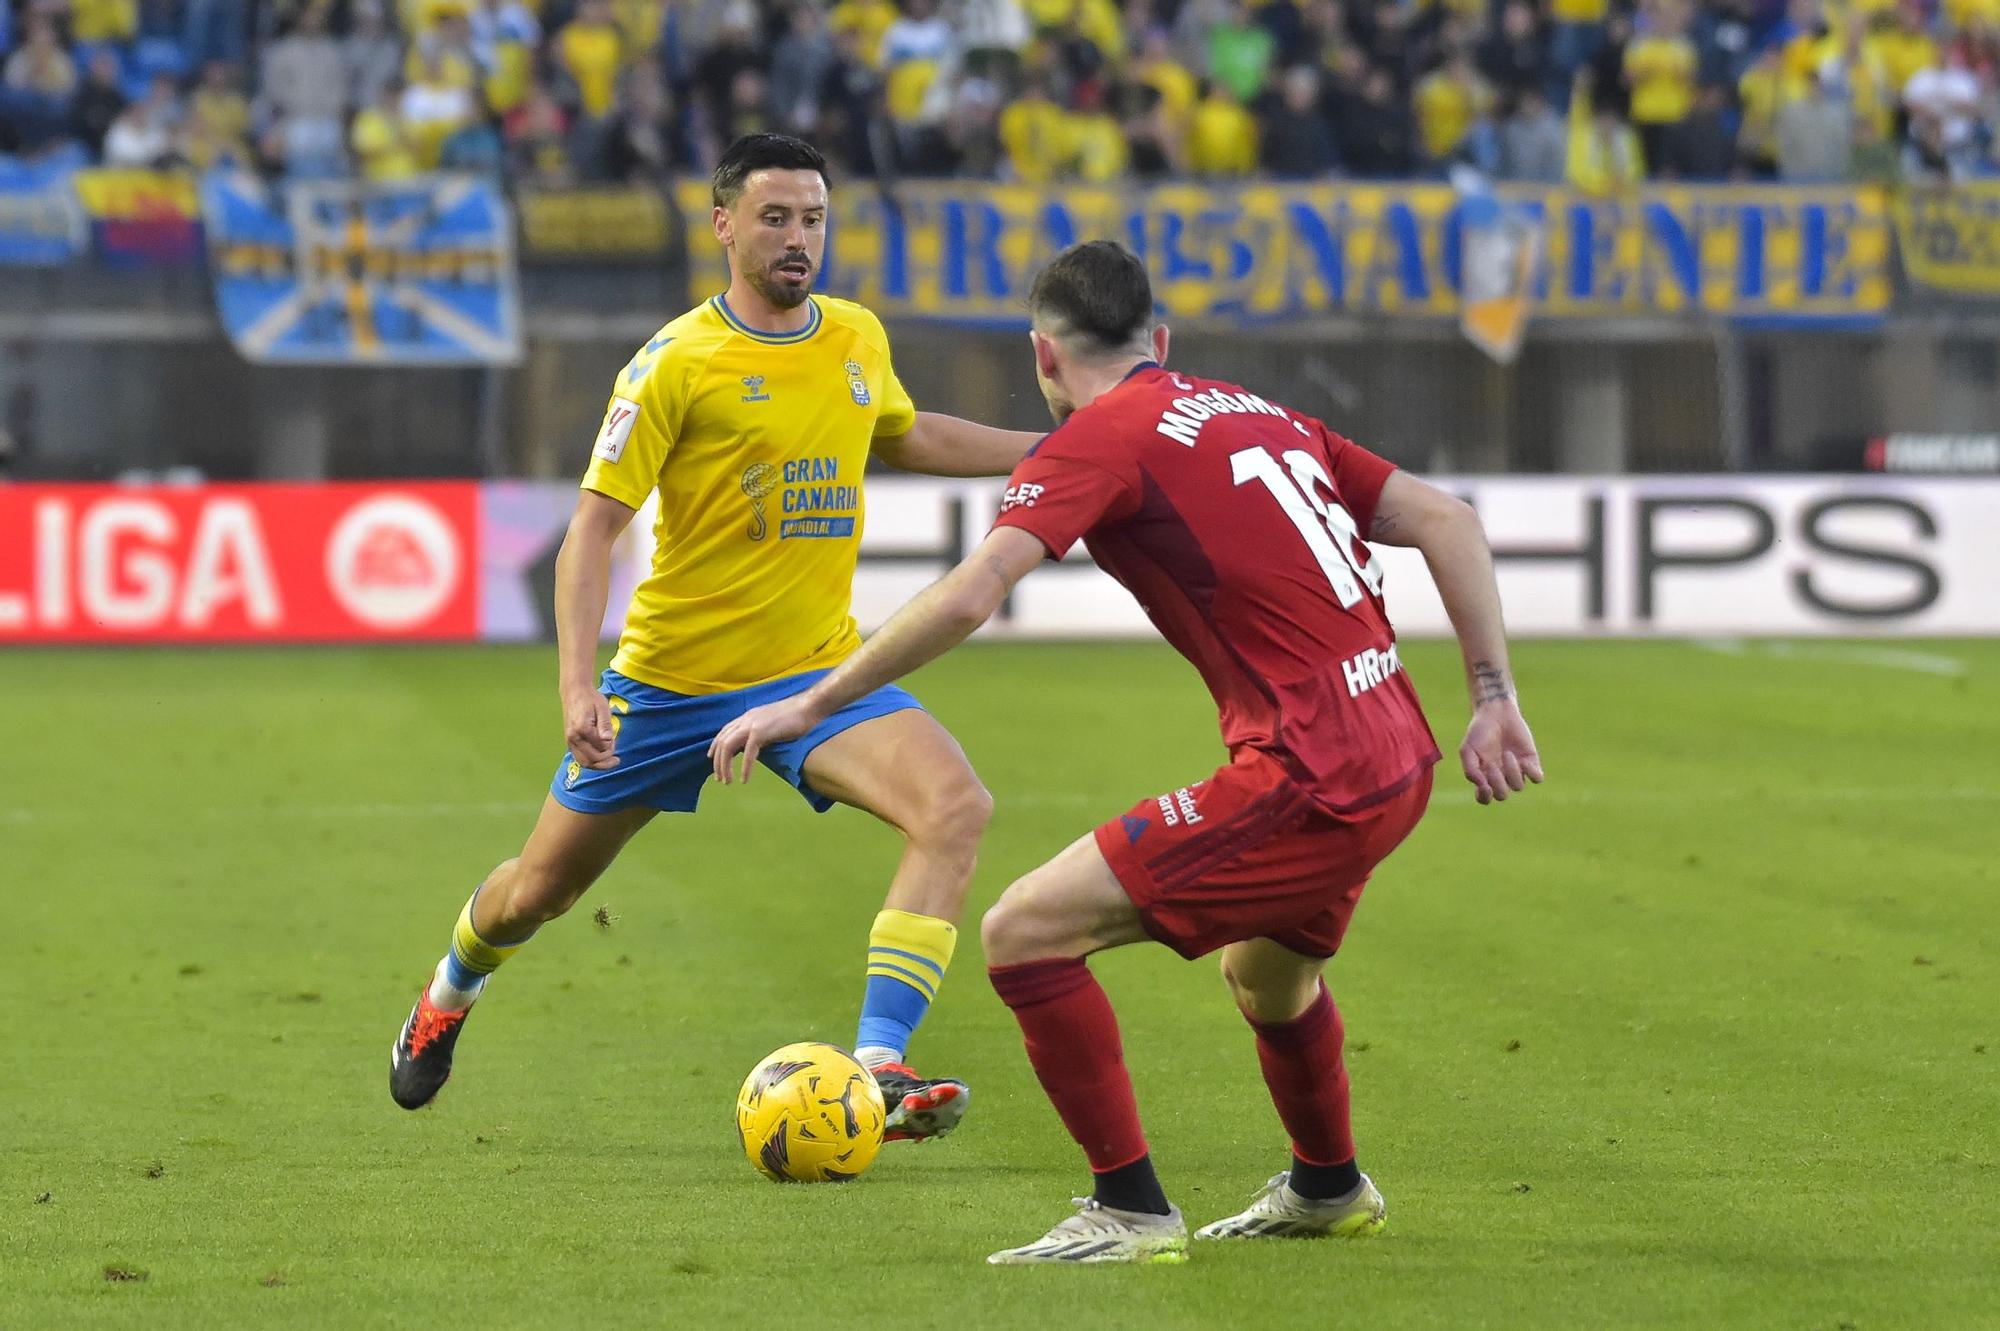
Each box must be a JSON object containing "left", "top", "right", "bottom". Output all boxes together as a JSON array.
[{"left": 581, "top": 294, "right": 916, "bottom": 695}]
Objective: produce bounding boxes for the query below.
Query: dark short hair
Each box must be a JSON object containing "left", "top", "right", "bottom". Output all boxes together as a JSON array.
[
  {"left": 712, "top": 134, "right": 831, "bottom": 209},
  {"left": 1027, "top": 240, "right": 1154, "bottom": 354}
]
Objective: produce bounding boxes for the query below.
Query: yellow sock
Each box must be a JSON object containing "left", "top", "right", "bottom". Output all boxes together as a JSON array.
[{"left": 855, "top": 909, "right": 957, "bottom": 1066}]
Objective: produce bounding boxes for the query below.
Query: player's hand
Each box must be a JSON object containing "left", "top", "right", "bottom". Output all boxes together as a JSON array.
[
  {"left": 563, "top": 686, "right": 620, "bottom": 770},
  {"left": 1459, "top": 697, "right": 1543, "bottom": 805},
  {"left": 709, "top": 697, "right": 823, "bottom": 786}
]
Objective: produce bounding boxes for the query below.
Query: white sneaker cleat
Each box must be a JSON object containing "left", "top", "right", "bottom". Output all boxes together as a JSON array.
[
  {"left": 986, "top": 1198, "right": 1190, "bottom": 1266},
  {"left": 1194, "top": 1172, "right": 1386, "bottom": 1240}
]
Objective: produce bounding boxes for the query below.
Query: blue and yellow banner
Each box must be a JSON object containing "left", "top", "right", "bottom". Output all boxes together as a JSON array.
[
  {"left": 0, "top": 153, "right": 87, "bottom": 267},
  {"left": 202, "top": 172, "right": 522, "bottom": 365},
  {"left": 1894, "top": 183, "right": 2000, "bottom": 296},
  {"left": 676, "top": 181, "right": 1891, "bottom": 324}
]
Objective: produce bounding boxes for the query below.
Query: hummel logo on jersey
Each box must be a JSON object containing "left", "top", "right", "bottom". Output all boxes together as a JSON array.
[
  {"left": 1341, "top": 643, "right": 1405, "bottom": 698},
  {"left": 741, "top": 375, "right": 771, "bottom": 402},
  {"left": 1001, "top": 482, "right": 1045, "bottom": 511}
]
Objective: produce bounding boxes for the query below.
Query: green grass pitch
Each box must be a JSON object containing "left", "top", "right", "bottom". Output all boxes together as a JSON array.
[{"left": 3, "top": 639, "right": 1996, "bottom": 1329}]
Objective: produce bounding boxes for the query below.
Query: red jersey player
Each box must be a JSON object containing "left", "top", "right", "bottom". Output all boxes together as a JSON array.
[{"left": 711, "top": 240, "right": 1542, "bottom": 1265}]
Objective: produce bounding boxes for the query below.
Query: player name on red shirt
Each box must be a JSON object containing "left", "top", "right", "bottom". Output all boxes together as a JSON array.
[{"left": 994, "top": 364, "right": 1440, "bottom": 814}]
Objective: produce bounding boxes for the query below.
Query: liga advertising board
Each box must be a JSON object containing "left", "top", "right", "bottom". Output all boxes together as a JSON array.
[
  {"left": 2, "top": 477, "right": 1990, "bottom": 645},
  {"left": 0, "top": 483, "right": 478, "bottom": 643},
  {"left": 836, "top": 475, "right": 1999, "bottom": 640}
]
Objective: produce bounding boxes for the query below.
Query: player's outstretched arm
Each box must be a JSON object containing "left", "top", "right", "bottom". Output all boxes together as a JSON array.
[
  {"left": 1368, "top": 471, "right": 1544, "bottom": 805},
  {"left": 871, "top": 413, "right": 1043, "bottom": 478},
  {"left": 709, "top": 527, "right": 1048, "bottom": 784},
  {"left": 556, "top": 490, "right": 638, "bottom": 770}
]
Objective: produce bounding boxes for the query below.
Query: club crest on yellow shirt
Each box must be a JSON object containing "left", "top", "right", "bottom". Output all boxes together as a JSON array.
[
  {"left": 741, "top": 462, "right": 780, "bottom": 541},
  {"left": 844, "top": 360, "right": 871, "bottom": 406}
]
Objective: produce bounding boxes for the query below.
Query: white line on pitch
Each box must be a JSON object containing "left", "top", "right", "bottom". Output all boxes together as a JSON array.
[{"left": 1691, "top": 638, "right": 1970, "bottom": 677}]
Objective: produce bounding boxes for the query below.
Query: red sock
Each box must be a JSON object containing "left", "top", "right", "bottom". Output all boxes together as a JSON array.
[
  {"left": 1246, "top": 985, "right": 1355, "bottom": 1167},
  {"left": 988, "top": 958, "right": 1148, "bottom": 1171}
]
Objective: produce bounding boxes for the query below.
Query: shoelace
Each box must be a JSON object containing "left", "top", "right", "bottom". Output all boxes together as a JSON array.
[{"left": 407, "top": 1001, "right": 463, "bottom": 1058}]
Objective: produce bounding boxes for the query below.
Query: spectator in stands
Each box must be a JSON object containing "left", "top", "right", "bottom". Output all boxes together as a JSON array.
[
  {"left": 606, "top": 59, "right": 683, "bottom": 181},
  {"left": 1338, "top": 64, "right": 1418, "bottom": 176},
  {"left": 1567, "top": 72, "right": 1645, "bottom": 191},
  {"left": 504, "top": 80, "right": 572, "bottom": 185},
  {"left": 103, "top": 72, "right": 182, "bottom": 167},
  {"left": 815, "top": 23, "right": 882, "bottom": 176},
  {"left": 881, "top": 0, "right": 956, "bottom": 170},
  {"left": 957, "top": 0, "right": 1031, "bottom": 64},
  {"left": 1499, "top": 86, "right": 1567, "bottom": 180},
  {"left": 351, "top": 75, "right": 421, "bottom": 178},
  {"left": 1186, "top": 78, "right": 1258, "bottom": 176},
  {"left": 1660, "top": 82, "right": 1735, "bottom": 178},
  {"left": 1480, "top": 1, "right": 1548, "bottom": 99},
  {"left": 690, "top": 10, "right": 760, "bottom": 157},
  {"left": 1132, "top": 26, "right": 1198, "bottom": 147},
  {"left": 72, "top": 48, "right": 129, "bottom": 156},
  {"left": 1208, "top": 0, "right": 1272, "bottom": 106},
  {"left": 259, "top": 4, "right": 348, "bottom": 175},
  {"left": 1547, "top": 0, "right": 1611, "bottom": 106},
  {"left": 1067, "top": 79, "right": 1126, "bottom": 179},
  {"left": 1116, "top": 79, "right": 1180, "bottom": 178},
  {"left": 183, "top": 0, "right": 248, "bottom": 71},
  {"left": 721, "top": 66, "right": 773, "bottom": 146},
  {"left": 183, "top": 58, "right": 252, "bottom": 168},
  {"left": 410, "top": 7, "right": 481, "bottom": 94},
  {"left": 1261, "top": 64, "right": 1338, "bottom": 177},
  {"left": 769, "top": 0, "right": 837, "bottom": 135},
  {"left": 1691, "top": 0, "right": 1757, "bottom": 90},
  {"left": 73, "top": 0, "right": 140, "bottom": 46},
  {"left": 1903, "top": 42, "right": 1983, "bottom": 176},
  {"left": 345, "top": 0, "right": 406, "bottom": 113},
  {"left": 469, "top": 0, "right": 537, "bottom": 115},
  {"left": 1206, "top": 0, "right": 1276, "bottom": 104},
  {"left": 998, "top": 73, "right": 1068, "bottom": 181},
  {"left": 556, "top": 0, "right": 625, "bottom": 121},
  {"left": 942, "top": 50, "right": 1005, "bottom": 177},
  {"left": 439, "top": 90, "right": 504, "bottom": 173},
  {"left": 1871, "top": 1, "right": 1938, "bottom": 105},
  {"left": 1776, "top": 68, "right": 1854, "bottom": 180},
  {"left": 1736, "top": 45, "right": 1782, "bottom": 176},
  {"left": 1624, "top": 0, "right": 1697, "bottom": 174},
  {"left": 1415, "top": 45, "right": 1494, "bottom": 170},
  {"left": 830, "top": 0, "right": 899, "bottom": 69},
  {"left": 401, "top": 42, "right": 476, "bottom": 165},
  {"left": 2, "top": 16, "right": 80, "bottom": 154}
]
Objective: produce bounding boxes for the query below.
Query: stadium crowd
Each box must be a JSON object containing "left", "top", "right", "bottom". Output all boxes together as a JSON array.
[{"left": 2, "top": 0, "right": 1997, "bottom": 188}]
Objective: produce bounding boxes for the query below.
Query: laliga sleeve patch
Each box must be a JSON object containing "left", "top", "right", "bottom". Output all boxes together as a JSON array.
[{"left": 594, "top": 397, "right": 641, "bottom": 463}]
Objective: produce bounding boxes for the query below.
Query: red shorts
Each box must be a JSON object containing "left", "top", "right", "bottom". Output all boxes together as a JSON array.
[{"left": 1094, "top": 747, "right": 1433, "bottom": 960}]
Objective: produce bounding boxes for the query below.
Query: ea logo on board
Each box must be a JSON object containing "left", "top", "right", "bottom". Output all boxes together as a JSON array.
[{"left": 325, "top": 494, "right": 462, "bottom": 629}]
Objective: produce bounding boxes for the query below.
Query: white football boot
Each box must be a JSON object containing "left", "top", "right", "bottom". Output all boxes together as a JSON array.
[
  {"left": 986, "top": 1198, "right": 1189, "bottom": 1266},
  {"left": 1195, "top": 1172, "right": 1386, "bottom": 1240}
]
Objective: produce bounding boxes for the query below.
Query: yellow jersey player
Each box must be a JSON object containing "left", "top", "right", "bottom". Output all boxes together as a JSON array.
[{"left": 389, "top": 135, "right": 1039, "bottom": 1138}]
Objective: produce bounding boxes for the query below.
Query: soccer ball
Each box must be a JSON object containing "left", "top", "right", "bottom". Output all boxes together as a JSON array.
[{"left": 735, "top": 1042, "right": 886, "bottom": 1183}]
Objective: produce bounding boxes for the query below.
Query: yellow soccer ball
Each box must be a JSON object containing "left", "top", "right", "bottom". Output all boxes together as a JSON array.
[{"left": 735, "top": 1042, "right": 886, "bottom": 1183}]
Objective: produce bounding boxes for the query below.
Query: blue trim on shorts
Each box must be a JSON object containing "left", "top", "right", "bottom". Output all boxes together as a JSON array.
[{"left": 550, "top": 667, "right": 924, "bottom": 816}]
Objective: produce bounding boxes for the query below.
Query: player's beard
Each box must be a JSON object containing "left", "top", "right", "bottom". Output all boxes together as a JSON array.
[{"left": 745, "top": 250, "right": 815, "bottom": 310}]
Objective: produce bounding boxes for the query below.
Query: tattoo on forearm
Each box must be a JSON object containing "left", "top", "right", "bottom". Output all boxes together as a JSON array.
[{"left": 1471, "top": 659, "right": 1514, "bottom": 704}]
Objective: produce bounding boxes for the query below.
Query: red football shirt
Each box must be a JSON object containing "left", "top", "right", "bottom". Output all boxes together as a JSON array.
[{"left": 993, "top": 364, "right": 1439, "bottom": 814}]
